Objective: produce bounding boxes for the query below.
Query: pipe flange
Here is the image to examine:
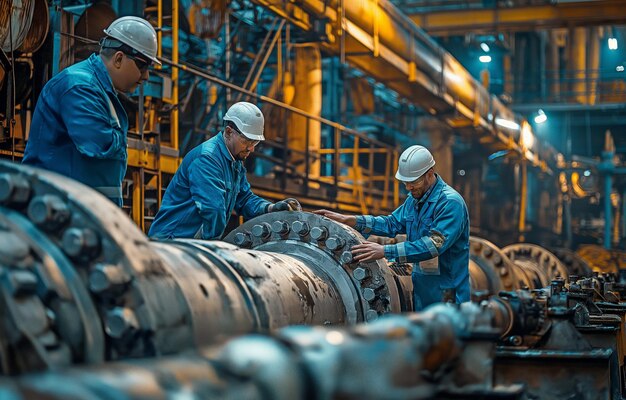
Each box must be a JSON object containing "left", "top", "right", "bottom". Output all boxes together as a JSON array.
[
  {"left": 225, "top": 212, "right": 401, "bottom": 321},
  {"left": 0, "top": 161, "right": 183, "bottom": 361},
  {"left": 0, "top": 214, "right": 74, "bottom": 373},
  {"left": 469, "top": 237, "right": 525, "bottom": 291},
  {"left": 502, "top": 243, "right": 569, "bottom": 285}
]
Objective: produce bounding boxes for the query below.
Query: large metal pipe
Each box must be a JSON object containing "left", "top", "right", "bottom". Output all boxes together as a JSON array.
[
  {"left": 0, "top": 300, "right": 527, "bottom": 400},
  {"left": 0, "top": 160, "right": 404, "bottom": 375},
  {"left": 0, "top": 160, "right": 595, "bottom": 378}
]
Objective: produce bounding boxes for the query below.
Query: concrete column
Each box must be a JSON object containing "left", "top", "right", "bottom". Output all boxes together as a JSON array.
[{"left": 288, "top": 45, "right": 322, "bottom": 179}]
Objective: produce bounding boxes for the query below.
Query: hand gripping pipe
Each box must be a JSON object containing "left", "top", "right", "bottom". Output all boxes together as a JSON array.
[{"left": 0, "top": 160, "right": 405, "bottom": 374}]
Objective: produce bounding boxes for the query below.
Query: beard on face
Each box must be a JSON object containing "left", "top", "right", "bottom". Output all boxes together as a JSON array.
[{"left": 236, "top": 150, "right": 251, "bottom": 160}]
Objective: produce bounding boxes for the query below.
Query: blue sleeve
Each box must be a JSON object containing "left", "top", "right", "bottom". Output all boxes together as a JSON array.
[
  {"left": 188, "top": 155, "right": 228, "bottom": 239},
  {"left": 354, "top": 201, "right": 408, "bottom": 237},
  {"left": 384, "top": 197, "right": 467, "bottom": 263},
  {"left": 60, "top": 85, "right": 123, "bottom": 159},
  {"left": 234, "top": 171, "right": 271, "bottom": 219}
]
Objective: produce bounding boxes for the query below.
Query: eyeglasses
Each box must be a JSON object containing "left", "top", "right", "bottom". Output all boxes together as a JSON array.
[
  {"left": 125, "top": 53, "right": 151, "bottom": 73},
  {"left": 229, "top": 126, "right": 260, "bottom": 147},
  {"left": 404, "top": 174, "right": 428, "bottom": 188}
]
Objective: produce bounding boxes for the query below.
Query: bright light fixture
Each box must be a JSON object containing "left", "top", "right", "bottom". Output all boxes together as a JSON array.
[
  {"left": 617, "top": 65, "right": 625, "bottom": 72},
  {"left": 534, "top": 109, "right": 547, "bottom": 124},
  {"left": 495, "top": 118, "right": 520, "bottom": 130},
  {"left": 479, "top": 55, "right": 492, "bottom": 63},
  {"left": 480, "top": 42, "right": 490, "bottom": 52},
  {"left": 609, "top": 37, "right": 618, "bottom": 50},
  {"left": 583, "top": 170, "right": 591, "bottom": 177}
]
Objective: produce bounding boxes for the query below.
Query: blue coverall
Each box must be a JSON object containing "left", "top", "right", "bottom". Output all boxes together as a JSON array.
[
  {"left": 354, "top": 175, "right": 470, "bottom": 310},
  {"left": 148, "top": 132, "right": 271, "bottom": 240},
  {"left": 23, "top": 54, "right": 129, "bottom": 206}
]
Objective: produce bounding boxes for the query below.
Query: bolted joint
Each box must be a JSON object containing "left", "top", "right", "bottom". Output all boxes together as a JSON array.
[
  {"left": 271, "top": 220, "right": 289, "bottom": 235},
  {"left": 291, "top": 220, "right": 310, "bottom": 236},
  {"left": 89, "top": 264, "right": 131, "bottom": 294},
  {"left": 326, "top": 236, "right": 345, "bottom": 251},
  {"left": 62, "top": 228, "right": 101, "bottom": 261},
  {"left": 233, "top": 232, "right": 252, "bottom": 248},
  {"left": 340, "top": 251, "right": 353, "bottom": 265},
  {"left": 352, "top": 267, "right": 370, "bottom": 281},
  {"left": 0, "top": 173, "right": 31, "bottom": 207},
  {"left": 310, "top": 226, "right": 328, "bottom": 241},
  {"left": 27, "top": 195, "right": 71, "bottom": 231},
  {"left": 363, "top": 288, "right": 376, "bottom": 301},
  {"left": 0, "top": 232, "right": 32, "bottom": 267},
  {"left": 105, "top": 307, "right": 139, "bottom": 339},
  {"left": 251, "top": 223, "right": 271, "bottom": 239},
  {"left": 6, "top": 270, "right": 38, "bottom": 297},
  {"left": 365, "top": 309, "right": 379, "bottom": 322}
]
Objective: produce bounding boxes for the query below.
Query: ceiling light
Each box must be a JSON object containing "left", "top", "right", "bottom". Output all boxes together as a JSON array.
[
  {"left": 495, "top": 118, "right": 520, "bottom": 130},
  {"left": 609, "top": 37, "right": 618, "bottom": 50},
  {"left": 534, "top": 109, "right": 547, "bottom": 124},
  {"left": 480, "top": 42, "right": 490, "bottom": 52},
  {"left": 617, "top": 65, "right": 625, "bottom": 72},
  {"left": 479, "top": 55, "right": 492, "bottom": 63}
]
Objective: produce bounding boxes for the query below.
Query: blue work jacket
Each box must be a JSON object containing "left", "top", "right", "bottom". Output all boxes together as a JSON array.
[
  {"left": 23, "top": 54, "right": 128, "bottom": 206},
  {"left": 355, "top": 175, "right": 470, "bottom": 310},
  {"left": 149, "top": 132, "right": 271, "bottom": 240}
]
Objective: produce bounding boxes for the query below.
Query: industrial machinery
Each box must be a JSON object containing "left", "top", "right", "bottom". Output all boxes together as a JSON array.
[
  {"left": 0, "top": 160, "right": 621, "bottom": 399},
  {"left": 0, "top": 159, "right": 408, "bottom": 375},
  {"left": 0, "top": 285, "right": 622, "bottom": 400}
]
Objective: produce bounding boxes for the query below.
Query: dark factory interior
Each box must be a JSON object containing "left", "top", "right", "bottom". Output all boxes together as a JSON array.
[{"left": 1, "top": 0, "right": 626, "bottom": 399}]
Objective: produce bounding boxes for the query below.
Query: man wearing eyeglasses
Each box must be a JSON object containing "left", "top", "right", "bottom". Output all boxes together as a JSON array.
[
  {"left": 149, "top": 101, "right": 301, "bottom": 240},
  {"left": 23, "top": 16, "right": 158, "bottom": 206},
  {"left": 314, "top": 145, "right": 470, "bottom": 311}
]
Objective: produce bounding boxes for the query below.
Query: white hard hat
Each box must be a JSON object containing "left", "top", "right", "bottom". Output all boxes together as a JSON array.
[
  {"left": 103, "top": 16, "right": 161, "bottom": 65},
  {"left": 224, "top": 102, "right": 265, "bottom": 141},
  {"left": 395, "top": 145, "right": 435, "bottom": 182}
]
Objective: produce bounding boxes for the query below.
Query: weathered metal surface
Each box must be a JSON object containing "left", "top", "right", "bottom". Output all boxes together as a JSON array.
[
  {"left": 0, "top": 301, "right": 527, "bottom": 400},
  {"left": 225, "top": 211, "right": 403, "bottom": 321},
  {"left": 0, "top": 160, "right": 407, "bottom": 375}
]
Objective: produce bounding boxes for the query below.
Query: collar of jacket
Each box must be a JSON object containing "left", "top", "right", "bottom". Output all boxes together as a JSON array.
[
  {"left": 417, "top": 174, "right": 444, "bottom": 205},
  {"left": 88, "top": 53, "right": 117, "bottom": 96},
  {"left": 216, "top": 132, "right": 240, "bottom": 166}
]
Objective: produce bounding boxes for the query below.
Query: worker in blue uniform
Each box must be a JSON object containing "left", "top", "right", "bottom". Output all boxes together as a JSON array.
[
  {"left": 315, "top": 145, "right": 470, "bottom": 311},
  {"left": 149, "top": 102, "right": 301, "bottom": 240},
  {"left": 23, "top": 17, "right": 160, "bottom": 206}
]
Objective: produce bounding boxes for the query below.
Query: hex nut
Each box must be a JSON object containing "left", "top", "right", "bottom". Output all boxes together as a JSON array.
[{"left": 292, "top": 221, "right": 310, "bottom": 236}]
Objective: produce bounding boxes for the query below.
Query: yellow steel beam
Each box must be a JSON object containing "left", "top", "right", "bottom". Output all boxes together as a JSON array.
[
  {"left": 250, "top": 0, "right": 554, "bottom": 174},
  {"left": 127, "top": 146, "right": 179, "bottom": 175},
  {"left": 410, "top": 0, "right": 626, "bottom": 36}
]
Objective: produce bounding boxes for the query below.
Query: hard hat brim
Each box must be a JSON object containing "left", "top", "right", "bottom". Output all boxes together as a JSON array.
[
  {"left": 395, "top": 171, "right": 424, "bottom": 182},
  {"left": 243, "top": 133, "right": 265, "bottom": 141}
]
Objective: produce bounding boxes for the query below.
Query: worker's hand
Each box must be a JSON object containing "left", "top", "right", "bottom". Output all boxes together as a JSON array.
[
  {"left": 313, "top": 209, "right": 356, "bottom": 227},
  {"left": 351, "top": 241, "right": 385, "bottom": 262},
  {"left": 268, "top": 198, "right": 302, "bottom": 212}
]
